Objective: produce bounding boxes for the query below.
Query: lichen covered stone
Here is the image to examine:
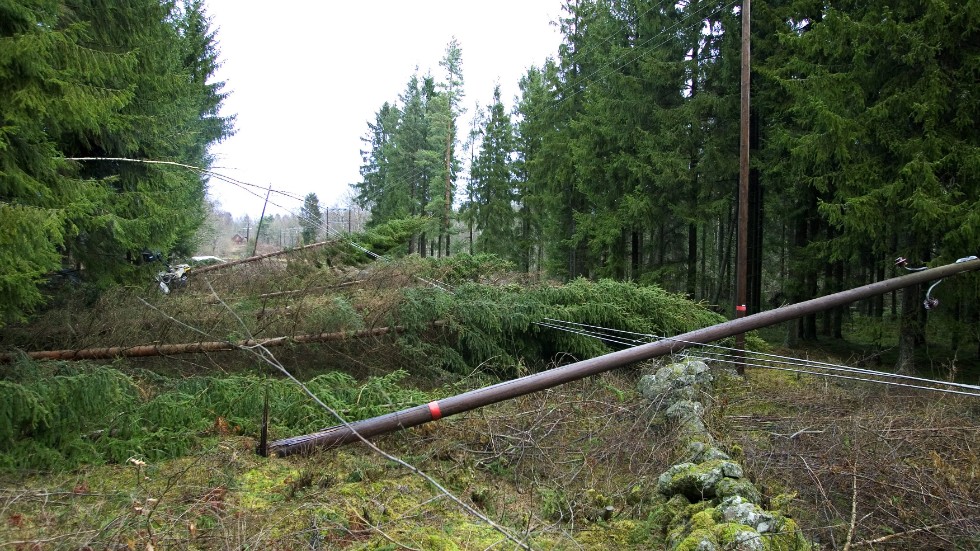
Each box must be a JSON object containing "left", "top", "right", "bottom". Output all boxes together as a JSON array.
[
  {"left": 717, "top": 496, "right": 777, "bottom": 533},
  {"left": 657, "top": 459, "right": 744, "bottom": 500},
  {"left": 638, "top": 360, "right": 713, "bottom": 406},
  {"left": 714, "top": 477, "right": 762, "bottom": 505},
  {"left": 684, "top": 440, "right": 731, "bottom": 463}
]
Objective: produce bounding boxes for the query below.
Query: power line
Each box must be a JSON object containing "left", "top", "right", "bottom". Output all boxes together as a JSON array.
[{"left": 538, "top": 317, "right": 980, "bottom": 398}]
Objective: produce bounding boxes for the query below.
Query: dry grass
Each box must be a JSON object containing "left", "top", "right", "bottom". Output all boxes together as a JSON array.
[{"left": 717, "top": 360, "right": 980, "bottom": 550}]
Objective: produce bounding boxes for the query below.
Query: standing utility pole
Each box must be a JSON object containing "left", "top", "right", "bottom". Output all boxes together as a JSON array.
[
  {"left": 735, "top": 0, "right": 751, "bottom": 375},
  {"left": 252, "top": 185, "right": 272, "bottom": 257}
]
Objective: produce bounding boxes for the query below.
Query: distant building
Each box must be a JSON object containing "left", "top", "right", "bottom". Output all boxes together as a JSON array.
[{"left": 231, "top": 233, "right": 246, "bottom": 244}]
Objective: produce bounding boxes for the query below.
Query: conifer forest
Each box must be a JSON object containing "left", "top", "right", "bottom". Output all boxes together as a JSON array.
[
  {"left": 1, "top": 0, "right": 979, "bottom": 549},
  {"left": 355, "top": 0, "right": 980, "bottom": 373}
]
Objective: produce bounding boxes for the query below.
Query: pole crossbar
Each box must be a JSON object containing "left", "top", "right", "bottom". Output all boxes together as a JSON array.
[{"left": 269, "top": 258, "right": 980, "bottom": 456}]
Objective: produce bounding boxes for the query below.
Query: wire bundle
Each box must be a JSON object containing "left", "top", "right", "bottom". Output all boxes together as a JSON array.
[{"left": 538, "top": 318, "right": 980, "bottom": 399}]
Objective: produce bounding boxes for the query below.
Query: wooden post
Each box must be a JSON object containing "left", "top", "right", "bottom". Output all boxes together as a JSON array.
[{"left": 736, "top": 0, "right": 751, "bottom": 375}]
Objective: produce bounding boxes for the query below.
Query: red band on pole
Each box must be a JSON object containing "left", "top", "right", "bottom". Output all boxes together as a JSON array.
[
  {"left": 736, "top": 305, "right": 747, "bottom": 312},
  {"left": 427, "top": 401, "right": 442, "bottom": 421}
]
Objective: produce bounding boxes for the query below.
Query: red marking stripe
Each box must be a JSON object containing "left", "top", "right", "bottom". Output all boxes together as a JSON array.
[{"left": 428, "top": 401, "right": 442, "bottom": 421}]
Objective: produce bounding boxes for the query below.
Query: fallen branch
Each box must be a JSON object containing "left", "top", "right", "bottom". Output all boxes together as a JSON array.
[
  {"left": 842, "top": 461, "right": 859, "bottom": 551},
  {"left": 255, "top": 280, "right": 365, "bottom": 299}
]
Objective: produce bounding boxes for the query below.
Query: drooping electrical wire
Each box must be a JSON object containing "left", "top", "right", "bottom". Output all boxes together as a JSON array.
[
  {"left": 538, "top": 318, "right": 980, "bottom": 398},
  {"left": 683, "top": 353, "right": 980, "bottom": 398},
  {"left": 543, "top": 318, "right": 980, "bottom": 391}
]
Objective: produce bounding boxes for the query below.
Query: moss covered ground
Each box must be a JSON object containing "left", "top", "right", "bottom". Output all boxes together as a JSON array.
[{"left": 0, "top": 371, "right": 679, "bottom": 550}]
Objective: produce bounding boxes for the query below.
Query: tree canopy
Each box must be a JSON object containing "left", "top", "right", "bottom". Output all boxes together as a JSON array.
[{"left": 0, "top": 0, "right": 234, "bottom": 324}]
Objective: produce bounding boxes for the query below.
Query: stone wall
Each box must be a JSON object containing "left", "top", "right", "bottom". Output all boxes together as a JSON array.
[{"left": 638, "top": 360, "right": 813, "bottom": 550}]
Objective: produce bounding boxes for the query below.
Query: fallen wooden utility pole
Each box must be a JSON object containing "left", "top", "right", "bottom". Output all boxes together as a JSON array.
[
  {"left": 0, "top": 325, "right": 408, "bottom": 363},
  {"left": 269, "top": 258, "right": 980, "bottom": 456},
  {"left": 191, "top": 239, "right": 339, "bottom": 276}
]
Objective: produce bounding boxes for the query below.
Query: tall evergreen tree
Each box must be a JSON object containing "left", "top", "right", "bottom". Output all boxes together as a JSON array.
[
  {"left": 356, "top": 102, "right": 405, "bottom": 224},
  {"left": 434, "top": 38, "right": 464, "bottom": 256},
  {"left": 513, "top": 67, "right": 551, "bottom": 273},
  {"left": 299, "top": 193, "right": 322, "bottom": 244},
  {"left": 0, "top": 0, "right": 128, "bottom": 322},
  {"left": 459, "top": 104, "right": 486, "bottom": 255},
  {"left": 538, "top": 0, "right": 600, "bottom": 279},
  {"left": 471, "top": 86, "right": 516, "bottom": 259}
]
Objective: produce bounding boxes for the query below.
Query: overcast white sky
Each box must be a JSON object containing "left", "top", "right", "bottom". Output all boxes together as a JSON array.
[{"left": 203, "top": 1, "right": 564, "bottom": 217}]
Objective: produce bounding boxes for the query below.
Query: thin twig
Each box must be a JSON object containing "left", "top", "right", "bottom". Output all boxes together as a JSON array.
[
  {"left": 851, "top": 517, "right": 980, "bottom": 547},
  {"left": 842, "top": 460, "right": 858, "bottom": 551}
]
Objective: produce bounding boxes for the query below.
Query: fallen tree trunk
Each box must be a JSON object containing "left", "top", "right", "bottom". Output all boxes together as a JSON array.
[
  {"left": 191, "top": 239, "right": 339, "bottom": 275},
  {"left": 0, "top": 325, "right": 409, "bottom": 363}
]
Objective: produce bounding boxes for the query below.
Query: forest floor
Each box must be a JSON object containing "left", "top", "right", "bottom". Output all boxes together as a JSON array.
[{"left": 2, "top": 356, "right": 977, "bottom": 550}]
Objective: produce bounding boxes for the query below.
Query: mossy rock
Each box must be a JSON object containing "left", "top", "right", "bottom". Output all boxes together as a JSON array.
[
  {"left": 666, "top": 400, "right": 705, "bottom": 422},
  {"left": 638, "top": 360, "right": 712, "bottom": 406},
  {"left": 645, "top": 494, "right": 692, "bottom": 536},
  {"left": 714, "top": 522, "right": 765, "bottom": 550},
  {"left": 714, "top": 477, "right": 762, "bottom": 505},
  {"left": 657, "top": 459, "right": 744, "bottom": 500},
  {"left": 684, "top": 440, "right": 731, "bottom": 463},
  {"left": 717, "top": 496, "right": 777, "bottom": 533},
  {"left": 673, "top": 527, "right": 720, "bottom": 551}
]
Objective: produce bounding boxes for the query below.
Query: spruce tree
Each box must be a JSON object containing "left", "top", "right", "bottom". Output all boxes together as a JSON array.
[
  {"left": 1, "top": 0, "right": 135, "bottom": 323},
  {"left": 471, "top": 86, "right": 516, "bottom": 259},
  {"left": 356, "top": 102, "right": 405, "bottom": 225},
  {"left": 395, "top": 74, "right": 438, "bottom": 254},
  {"left": 513, "top": 67, "right": 550, "bottom": 273},
  {"left": 299, "top": 193, "right": 323, "bottom": 244},
  {"left": 435, "top": 39, "right": 464, "bottom": 256}
]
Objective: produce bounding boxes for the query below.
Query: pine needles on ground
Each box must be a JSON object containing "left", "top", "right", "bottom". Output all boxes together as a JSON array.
[{"left": 0, "top": 365, "right": 426, "bottom": 472}]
